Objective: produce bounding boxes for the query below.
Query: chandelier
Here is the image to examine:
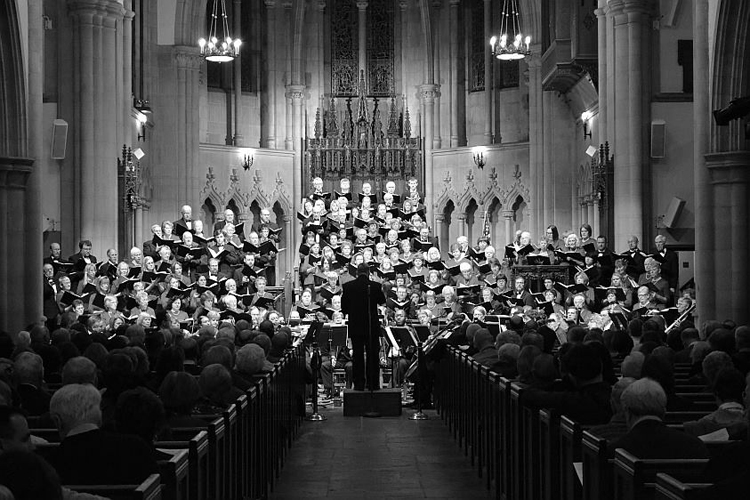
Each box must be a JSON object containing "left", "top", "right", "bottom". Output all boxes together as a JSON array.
[
  {"left": 198, "top": 0, "right": 241, "bottom": 63},
  {"left": 489, "top": 0, "right": 531, "bottom": 61}
]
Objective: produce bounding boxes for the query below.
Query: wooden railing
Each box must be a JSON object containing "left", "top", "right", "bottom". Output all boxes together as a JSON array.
[
  {"left": 433, "top": 347, "right": 729, "bottom": 500},
  {"left": 31, "top": 345, "right": 307, "bottom": 500}
]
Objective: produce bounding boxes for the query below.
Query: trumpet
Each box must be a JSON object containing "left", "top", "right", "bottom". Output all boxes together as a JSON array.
[{"left": 665, "top": 303, "right": 696, "bottom": 335}]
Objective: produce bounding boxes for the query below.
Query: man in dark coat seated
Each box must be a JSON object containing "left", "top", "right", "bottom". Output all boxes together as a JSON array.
[
  {"left": 609, "top": 377, "right": 709, "bottom": 459},
  {"left": 520, "top": 343, "right": 612, "bottom": 425},
  {"left": 471, "top": 328, "right": 499, "bottom": 368},
  {"left": 48, "top": 383, "right": 158, "bottom": 485},
  {"left": 341, "top": 263, "right": 386, "bottom": 391}
]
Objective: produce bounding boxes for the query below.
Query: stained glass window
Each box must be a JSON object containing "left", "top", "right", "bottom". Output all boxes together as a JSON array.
[
  {"left": 367, "top": 0, "right": 395, "bottom": 96},
  {"left": 469, "top": 0, "right": 485, "bottom": 92}
]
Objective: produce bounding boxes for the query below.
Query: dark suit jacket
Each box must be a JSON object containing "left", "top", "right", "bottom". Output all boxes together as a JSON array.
[
  {"left": 173, "top": 217, "right": 194, "bottom": 236},
  {"left": 651, "top": 248, "right": 679, "bottom": 290},
  {"left": 341, "top": 275, "right": 386, "bottom": 340},
  {"left": 51, "top": 428, "right": 158, "bottom": 485},
  {"left": 43, "top": 278, "right": 60, "bottom": 320},
  {"left": 609, "top": 418, "right": 709, "bottom": 459},
  {"left": 472, "top": 346, "right": 500, "bottom": 368}
]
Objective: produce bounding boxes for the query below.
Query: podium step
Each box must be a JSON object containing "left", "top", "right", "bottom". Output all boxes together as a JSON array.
[{"left": 343, "top": 388, "right": 402, "bottom": 417}]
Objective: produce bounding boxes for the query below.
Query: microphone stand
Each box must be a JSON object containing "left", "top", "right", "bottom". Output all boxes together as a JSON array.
[
  {"left": 363, "top": 278, "right": 381, "bottom": 418},
  {"left": 409, "top": 341, "right": 428, "bottom": 420},
  {"left": 306, "top": 342, "right": 326, "bottom": 421}
]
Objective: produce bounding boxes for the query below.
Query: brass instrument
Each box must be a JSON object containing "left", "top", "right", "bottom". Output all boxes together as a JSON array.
[{"left": 665, "top": 303, "right": 696, "bottom": 335}]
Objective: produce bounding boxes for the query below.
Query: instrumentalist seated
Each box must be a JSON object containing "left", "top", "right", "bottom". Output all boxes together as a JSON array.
[{"left": 389, "top": 309, "right": 416, "bottom": 387}]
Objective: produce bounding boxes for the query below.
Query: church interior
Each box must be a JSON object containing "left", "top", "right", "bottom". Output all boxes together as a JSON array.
[
  {"left": 2, "top": 0, "right": 748, "bottom": 332},
  {"left": 1, "top": 1, "right": 750, "bottom": 499}
]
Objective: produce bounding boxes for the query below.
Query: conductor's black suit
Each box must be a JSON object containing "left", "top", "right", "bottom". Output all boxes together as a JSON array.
[{"left": 341, "top": 268, "right": 386, "bottom": 391}]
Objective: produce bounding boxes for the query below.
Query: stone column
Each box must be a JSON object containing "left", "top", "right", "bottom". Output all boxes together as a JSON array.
[
  {"left": 593, "top": 199, "right": 601, "bottom": 236},
  {"left": 0, "top": 158, "right": 34, "bottom": 333},
  {"left": 357, "top": 1, "right": 368, "bottom": 74},
  {"left": 693, "top": 0, "right": 714, "bottom": 320},
  {"left": 609, "top": 0, "right": 632, "bottom": 250},
  {"left": 24, "top": 0, "right": 44, "bottom": 326},
  {"left": 122, "top": 1, "right": 134, "bottom": 147},
  {"left": 284, "top": 3, "right": 293, "bottom": 151},
  {"left": 624, "top": 0, "right": 648, "bottom": 244},
  {"left": 288, "top": 84, "right": 306, "bottom": 270},
  {"left": 420, "top": 84, "right": 439, "bottom": 229},
  {"left": 264, "top": 1, "right": 277, "bottom": 148},
  {"left": 233, "top": 0, "right": 243, "bottom": 146},
  {"left": 483, "top": 0, "right": 492, "bottom": 143},
  {"left": 502, "top": 210, "right": 514, "bottom": 245},
  {"left": 595, "top": 1, "right": 608, "bottom": 143},
  {"left": 448, "top": 0, "right": 460, "bottom": 147},
  {"left": 435, "top": 213, "right": 445, "bottom": 250},
  {"left": 457, "top": 212, "right": 467, "bottom": 237},
  {"left": 68, "top": 0, "right": 125, "bottom": 256},
  {"left": 704, "top": 152, "right": 750, "bottom": 324},
  {"left": 432, "top": 0, "right": 442, "bottom": 149},
  {"left": 528, "top": 51, "right": 546, "bottom": 235},
  {"left": 174, "top": 47, "right": 202, "bottom": 206}
]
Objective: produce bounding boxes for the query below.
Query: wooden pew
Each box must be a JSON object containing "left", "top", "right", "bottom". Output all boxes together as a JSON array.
[
  {"left": 67, "top": 474, "right": 162, "bottom": 500},
  {"left": 158, "top": 430, "right": 210, "bottom": 500},
  {"left": 612, "top": 449, "right": 709, "bottom": 500},
  {"left": 654, "top": 473, "right": 712, "bottom": 500},
  {"left": 559, "top": 415, "right": 591, "bottom": 500},
  {"left": 538, "top": 409, "right": 560, "bottom": 500},
  {"left": 157, "top": 449, "right": 190, "bottom": 500},
  {"left": 581, "top": 430, "right": 612, "bottom": 500},
  {"left": 496, "top": 376, "right": 512, "bottom": 500}
]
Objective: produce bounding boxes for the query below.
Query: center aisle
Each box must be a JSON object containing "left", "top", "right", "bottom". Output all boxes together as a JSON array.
[{"left": 270, "top": 405, "right": 494, "bottom": 500}]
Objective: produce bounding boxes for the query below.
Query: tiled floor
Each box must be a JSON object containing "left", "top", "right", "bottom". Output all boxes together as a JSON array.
[{"left": 270, "top": 404, "right": 494, "bottom": 499}]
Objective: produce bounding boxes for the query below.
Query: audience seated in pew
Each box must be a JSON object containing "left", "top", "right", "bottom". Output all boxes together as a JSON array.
[
  {"left": 521, "top": 343, "right": 613, "bottom": 425},
  {"left": 48, "top": 383, "right": 159, "bottom": 485},
  {"left": 609, "top": 377, "right": 709, "bottom": 459}
]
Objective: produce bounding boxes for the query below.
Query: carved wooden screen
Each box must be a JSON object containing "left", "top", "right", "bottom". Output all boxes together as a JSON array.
[
  {"left": 331, "top": 0, "right": 358, "bottom": 96},
  {"left": 367, "top": 0, "right": 395, "bottom": 96},
  {"left": 304, "top": 73, "right": 422, "bottom": 196}
]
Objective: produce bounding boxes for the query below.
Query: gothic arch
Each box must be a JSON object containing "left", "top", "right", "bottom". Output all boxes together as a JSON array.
[
  {"left": 0, "top": 0, "right": 27, "bottom": 157},
  {"left": 455, "top": 171, "right": 482, "bottom": 213},
  {"left": 198, "top": 167, "right": 225, "bottom": 211},
  {"left": 174, "top": 0, "right": 207, "bottom": 46},
  {"left": 711, "top": 0, "right": 750, "bottom": 152}
]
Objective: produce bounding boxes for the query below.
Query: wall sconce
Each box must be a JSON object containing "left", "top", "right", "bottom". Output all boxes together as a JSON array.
[
  {"left": 134, "top": 98, "right": 152, "bottom": 114},
  {"left": 472, "top": 147, "right": 487, "bottom": 169},
  {"left": 581, "top": 110, "right": 593, "bottom": 140},
  {"left": 136, "top": 111, "right": 148, "bottom": 141},
  {"left": 241, "top": 149, "right": 255, "bottom": 171}
]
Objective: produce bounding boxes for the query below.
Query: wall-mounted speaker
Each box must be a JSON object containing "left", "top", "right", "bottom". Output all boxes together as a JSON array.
[
  {"left": 51, "top": 119, "right": 68, "bottom": 160},
  {"left": 663, "top": 196, "right": 685, "bottom": 229},
  {"left": 650, "top": 119, "right": 666, "bottom": 159}
]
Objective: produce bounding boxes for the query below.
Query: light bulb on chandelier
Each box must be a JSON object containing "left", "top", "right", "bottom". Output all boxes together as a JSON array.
[
  {"left": 489, "top": 0, "right": 531, "bottom": 61},
  {"left": 198, "top": 0, "right": 241, "bottom": 63}
]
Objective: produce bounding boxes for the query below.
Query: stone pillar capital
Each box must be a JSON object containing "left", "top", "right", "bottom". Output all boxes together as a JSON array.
[
  {"left": 419, "top": 84, "right": 441, "bottom": 103},
  {"left": 435, "top": 214, "right": 445, "bottom": 223},
  {"left": 622, "top": 0, "right": 652, "bottom": 15},
  {"left": 286, "top": 84, "right": 306, "bottom": 102},
  {"left": 264, "top": 0, "right": 276, "bottom": 7},
  {"left": 399, "top": 0, "right": 408, "bottom": 10},
  {"left": 68, "top": 0, "right": 124, "bottom": 16},
  {"left": 174, "top": 46, "right": 202, "bottom": 70},
  {"left": 356, "top": 1, "right": 368, "bottom": 10},
  {"left": 316, "top": 0, "right": 326, "bottom": 11},
  {"left": 502, "top": 210, "right": 514, "bottom": 219}
]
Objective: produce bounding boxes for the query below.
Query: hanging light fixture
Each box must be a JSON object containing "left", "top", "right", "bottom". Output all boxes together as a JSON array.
[
  {"left": 198, "top": 0, "right": 241, "bottom": 63},
  {"left": 489, "top": 0, "right": 531, "bottom": 61}
]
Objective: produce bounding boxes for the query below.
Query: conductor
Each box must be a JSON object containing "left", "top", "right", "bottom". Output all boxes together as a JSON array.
[{"left": 341, "top": 263, "right": 386, "bottom": 391}]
